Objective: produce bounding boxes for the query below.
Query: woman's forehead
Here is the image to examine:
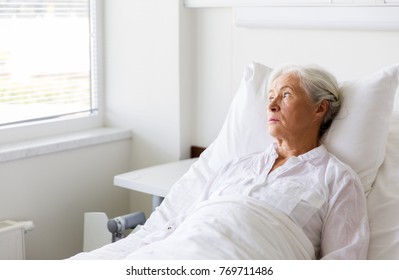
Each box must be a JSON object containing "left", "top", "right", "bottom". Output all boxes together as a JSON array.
[{"left": 270, "top": 72, "right": 301, "bottom": 92}]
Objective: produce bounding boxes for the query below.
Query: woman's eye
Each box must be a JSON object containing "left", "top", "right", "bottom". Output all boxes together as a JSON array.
[{"left": 283, "top": 92, "right": 291, "bottom": 98}]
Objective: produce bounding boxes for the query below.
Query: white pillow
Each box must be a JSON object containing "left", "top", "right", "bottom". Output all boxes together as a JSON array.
[
  {"left": 199, "top": 62, "right": 399, "bottom": 193},
  {"left": 199, "top": 62, "right": 273, "bottom": 173},
  {"left": 323, "top": 64, "right": 399, "bottom": 193}
]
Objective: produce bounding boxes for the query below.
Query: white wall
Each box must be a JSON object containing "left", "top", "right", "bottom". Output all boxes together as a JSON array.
[
  {"left": 104, "top": 0, "right": 192, "bottom": 215},
  {"left": 104, "top": 0, "right": 182, "bottom": 166},
  {"left": 191, "top": 8, "right": 233, "bottom": 146},
  {"left": 0, "top": 140, "right": 131, "bottom": 259},
  {"left": 232, "top": 28, "right": 399, "bottom": 86}
]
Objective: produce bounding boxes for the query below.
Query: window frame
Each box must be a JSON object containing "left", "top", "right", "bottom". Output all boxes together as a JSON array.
[{"left": 0, "top": 0, "right": 104, "bottom": 145}]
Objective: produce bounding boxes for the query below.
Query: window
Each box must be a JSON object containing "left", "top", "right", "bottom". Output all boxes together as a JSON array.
[{"left": 0, "top": 0, "right": 98, "bottom": 127}]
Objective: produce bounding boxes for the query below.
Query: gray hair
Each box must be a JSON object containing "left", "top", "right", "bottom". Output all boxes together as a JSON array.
[{"left": 267, "top": 64, "right": 341, "bottom": 138}]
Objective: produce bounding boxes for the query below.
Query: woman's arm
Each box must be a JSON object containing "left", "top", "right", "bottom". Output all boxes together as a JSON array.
[{"left": 320, "top": 174, "right": 370, "bottom": 259}]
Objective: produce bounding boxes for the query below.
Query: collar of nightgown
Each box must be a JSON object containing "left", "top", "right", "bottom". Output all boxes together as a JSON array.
[{"left": 270, "top": 142, "right": 328, "bottom": 164}]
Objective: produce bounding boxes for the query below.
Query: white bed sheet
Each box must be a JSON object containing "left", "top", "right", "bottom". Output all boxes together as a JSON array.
[
  {"left": 124, "top": 196, "right": 314, "bottom": 260},
  {"left": 71, "top": 196, "right": 314, "bottom": 260}
]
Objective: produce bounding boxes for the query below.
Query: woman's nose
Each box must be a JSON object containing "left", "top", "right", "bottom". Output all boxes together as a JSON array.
[{"left": 268, "top": 99, "right": 280, "bottom": 112}]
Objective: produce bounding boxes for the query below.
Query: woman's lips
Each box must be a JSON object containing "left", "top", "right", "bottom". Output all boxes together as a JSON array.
[{"left": 268, "top": 117, "right": 279, "bottom": 123}]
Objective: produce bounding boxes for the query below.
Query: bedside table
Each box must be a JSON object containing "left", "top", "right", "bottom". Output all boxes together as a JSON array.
[{"left": 113, "top": 158, "right": 198, "bottom": 210}]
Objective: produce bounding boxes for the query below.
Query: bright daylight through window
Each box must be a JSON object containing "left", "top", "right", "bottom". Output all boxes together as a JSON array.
[{"left": 0, "top": 0, "right": 97, "bottom": 126}]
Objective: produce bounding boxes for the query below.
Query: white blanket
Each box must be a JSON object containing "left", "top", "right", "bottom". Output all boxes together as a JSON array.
[{"left": 124, "top": 196, "right": 315, "bottom": 260}]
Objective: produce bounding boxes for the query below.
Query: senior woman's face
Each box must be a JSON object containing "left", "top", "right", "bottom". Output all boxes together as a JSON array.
[{"left": 267, "top": 72, "right": 320, "bottom": 141}]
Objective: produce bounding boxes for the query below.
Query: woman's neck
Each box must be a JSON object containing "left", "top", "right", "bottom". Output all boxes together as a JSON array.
[{"left": 275, "top": 138, "right": 319, "bottom": 159}]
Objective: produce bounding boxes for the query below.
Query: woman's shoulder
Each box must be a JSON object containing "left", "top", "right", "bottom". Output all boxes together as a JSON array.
[
  {"left": 322, "top": 146, "right": 355, "bottom": 172},
  {"left": 321, "top": 145, "right": 363, "bottom": 189}
]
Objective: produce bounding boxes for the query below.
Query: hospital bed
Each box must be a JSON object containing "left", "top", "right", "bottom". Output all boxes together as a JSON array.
[{"left": 72, "top": 62, "right": 399, "bottom": 260}]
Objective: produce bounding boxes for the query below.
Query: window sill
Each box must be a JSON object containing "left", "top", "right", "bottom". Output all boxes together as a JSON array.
[{"left": 0, "top": 127, "right": 131, "bottom": 163}]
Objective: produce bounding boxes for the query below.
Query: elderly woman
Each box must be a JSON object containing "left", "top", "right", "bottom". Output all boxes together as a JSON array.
[{"left": 202, "top": 64, "right": 370, "bottom": 259}]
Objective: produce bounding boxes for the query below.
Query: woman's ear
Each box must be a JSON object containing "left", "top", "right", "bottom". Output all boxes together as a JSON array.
[{"left": 315, "top": 100, "right": 329, "bottom": 120}]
